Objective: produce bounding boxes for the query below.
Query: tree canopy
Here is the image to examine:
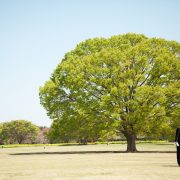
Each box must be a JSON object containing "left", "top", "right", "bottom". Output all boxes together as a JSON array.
[
  {"left": 39, "top": 33, "right": 180, "bottom": 151},
  {"left": 0, "top": 120, "right": 39, "bottom": 144}
]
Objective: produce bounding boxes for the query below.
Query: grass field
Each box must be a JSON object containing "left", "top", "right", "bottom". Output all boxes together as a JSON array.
[{"left": 0, "top": 143, "right": 179, "bottom": 179}]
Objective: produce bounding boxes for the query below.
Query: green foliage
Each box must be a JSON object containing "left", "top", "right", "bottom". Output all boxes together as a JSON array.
[
  {"left": 0, "top": 123, "right": 3, "bottom": 144},
  {"left": 40, "top": 33, "right": 180, "bottom": 148},
  {"left": 0, "top": 120, "right": 39, "bottom": 144}
]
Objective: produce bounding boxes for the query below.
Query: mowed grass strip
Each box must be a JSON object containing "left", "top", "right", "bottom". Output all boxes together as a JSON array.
[{"left": 0, "top": 143, "right": 179, "bottom": 180}]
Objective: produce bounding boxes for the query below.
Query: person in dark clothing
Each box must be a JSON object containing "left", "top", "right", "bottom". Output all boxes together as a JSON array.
[{"left": 175, "top": 128, "right": 180, "bottom": 166}]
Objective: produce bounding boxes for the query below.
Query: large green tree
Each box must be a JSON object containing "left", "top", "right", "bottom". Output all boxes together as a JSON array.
[
  {"left": 40, "top": 33, "right": 180, "bottom": 152},
  {"left": 0, "top": 120, "right": 39, "bottom": 144}
]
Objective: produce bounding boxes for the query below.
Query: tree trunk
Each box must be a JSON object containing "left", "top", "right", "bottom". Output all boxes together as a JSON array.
[
  {"left": 17, "top": 136, "right": 24, "bottom": 144},
  {"left": 18, "top": 139, "right": 23, "bottom": 144},
  {"left": 126, "top": 134, "right": 137, "bottom": 152}
]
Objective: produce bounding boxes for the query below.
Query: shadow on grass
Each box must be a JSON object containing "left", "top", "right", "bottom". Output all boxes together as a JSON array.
[
  {"left": 162, "top": 165, "right": 179, "bottom": 167},
  {"left": 9, "top": 150, "right": 176, "bottom": 155},
  {"left": 153, "top": 143, "right": 174, "bottom": 146}
]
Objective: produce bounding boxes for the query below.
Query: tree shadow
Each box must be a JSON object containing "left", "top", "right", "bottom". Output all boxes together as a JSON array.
[
  {"left": 162, "top": 165, "right": 179, "bottom": 167},
  {"left": 9, "top": 150, "right": 176, "bottom": 156}
]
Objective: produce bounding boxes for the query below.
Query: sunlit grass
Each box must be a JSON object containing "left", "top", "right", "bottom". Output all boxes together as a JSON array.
[
  {"left": 1, "top": 140, "right": 172, "bottom": 148},
  {"left": 0, "top": 143, "right": 179, "bottom": 179}
]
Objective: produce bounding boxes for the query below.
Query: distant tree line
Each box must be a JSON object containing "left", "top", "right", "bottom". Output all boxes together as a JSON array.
[
  {"left": 0, "top": 119, "right": 178, "bottom": 145},
  {"left": 0, "top": 120, "right": 49, "bottom": 145},
  {"left": 46, "top": 122, "right": 177, "bottom": 144}
]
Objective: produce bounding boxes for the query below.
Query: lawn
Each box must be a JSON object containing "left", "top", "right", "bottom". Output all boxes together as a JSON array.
[{"left": 0, "top": 143, "right": 179, "bottom": 179}]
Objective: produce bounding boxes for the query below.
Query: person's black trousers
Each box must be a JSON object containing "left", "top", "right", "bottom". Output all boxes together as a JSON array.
[
  {"left": 177, "top": 146, "right": 180, "bottom": 166},
  {"left": 175, "top": 128, "right": 180, "bottom": 166}
]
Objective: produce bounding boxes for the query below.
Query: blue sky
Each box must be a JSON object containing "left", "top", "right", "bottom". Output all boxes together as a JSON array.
[{"left": 0, "top": 0, "right": 180, "bottom": 127}]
